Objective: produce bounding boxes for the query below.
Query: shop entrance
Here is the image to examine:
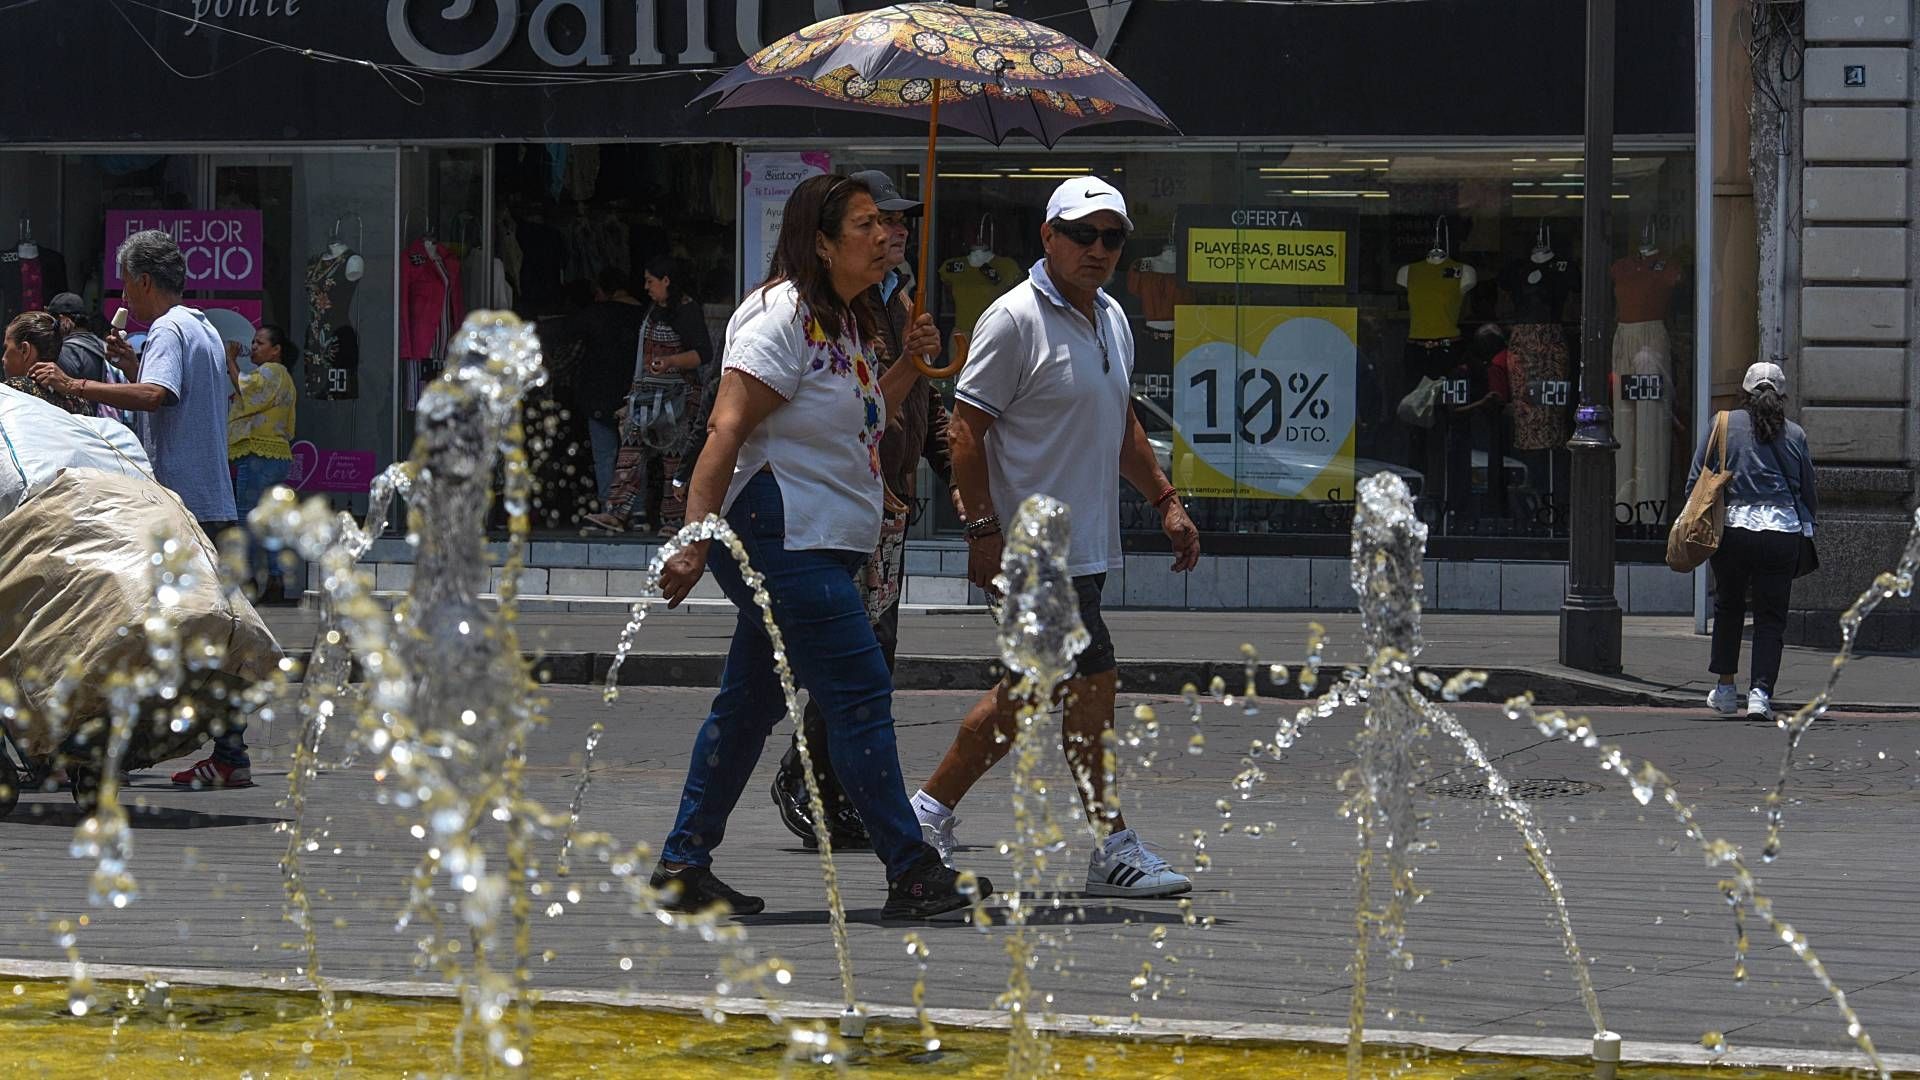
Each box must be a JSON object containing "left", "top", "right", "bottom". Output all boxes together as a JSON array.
[{"left": 491, "top": 143, "right": 737, "bottom": 533}]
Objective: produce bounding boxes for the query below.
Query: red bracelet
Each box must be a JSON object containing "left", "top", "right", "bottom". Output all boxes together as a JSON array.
[{"left": 1152, "top": 486, "right": 1179, "bottom": 508}]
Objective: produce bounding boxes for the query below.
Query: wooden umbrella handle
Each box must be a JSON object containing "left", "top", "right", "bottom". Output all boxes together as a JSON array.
[
  {"left": 910, "top": 298, "right": 966, "bottom": 378},
  {"left": 911, "top": 78, "right": 965, "bottom": 379}
]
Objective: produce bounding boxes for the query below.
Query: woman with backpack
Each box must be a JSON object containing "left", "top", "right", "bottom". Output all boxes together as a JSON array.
[
  {"left": 1689, "top": 361, "right": 1818, "bottom": 720},
  {"left": 583, "top": 256, "right": 714, "bottom": 536}
]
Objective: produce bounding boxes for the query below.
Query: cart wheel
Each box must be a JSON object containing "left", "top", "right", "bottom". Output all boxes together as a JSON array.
[{"left": 0, "top": 754, "right": 18, "bottom": 819}]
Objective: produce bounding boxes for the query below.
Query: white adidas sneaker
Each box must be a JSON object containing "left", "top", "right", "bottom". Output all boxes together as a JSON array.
[{"left": 1085, "top": 828, "right": 1192, "bottom": 899}]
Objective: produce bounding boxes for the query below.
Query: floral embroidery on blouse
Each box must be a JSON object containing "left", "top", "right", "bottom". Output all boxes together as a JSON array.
[{"left": 804, "top": 311, "right": 883, "bottom": 479}]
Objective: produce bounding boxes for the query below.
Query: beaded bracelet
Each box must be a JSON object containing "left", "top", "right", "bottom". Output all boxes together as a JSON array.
[{"left": 963, "top": 514, "right": 1001, "bottom": 540}]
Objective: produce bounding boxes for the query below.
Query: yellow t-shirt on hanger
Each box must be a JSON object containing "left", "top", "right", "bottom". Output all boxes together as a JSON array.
[
  {"left": 940, "top": 255, "right": 1022, "bottom": 336},
  {"left": 1402, "top": 258, "right": 1470, "bottom": 341}
]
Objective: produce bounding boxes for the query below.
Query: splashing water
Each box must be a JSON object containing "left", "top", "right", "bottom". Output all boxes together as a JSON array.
[
  {"left": 246, "top": 313, "right": 800, "bottom": 1071},
  {"left": 1762, "top": 507, "right": 1920, "bottom": 864},
  {"left": 1212, "top": 475, "right": 1606, "bottom": 1078},
  {"left": 556, "top": 721, "right": 606, "bottom": 880},
  {"left": 605, "top": 514, "right": 863, "bottom": 1033},
  {"left": 902, "top": 931, "right": 941, "bottom": 1054},
  {"left": 1508, "top": 694, "right": 1886, "bottom": 1078},
  {"left": 992, "top": 494, "right": 1089, "bottom": 1080}
]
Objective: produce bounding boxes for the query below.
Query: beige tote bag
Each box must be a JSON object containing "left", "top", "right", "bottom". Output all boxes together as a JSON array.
[{"left": 1665, "top": 410, "right": 1732, "bottom": 572}]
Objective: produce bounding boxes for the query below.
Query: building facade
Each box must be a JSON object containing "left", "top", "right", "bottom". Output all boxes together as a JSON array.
[
  {"left": 1784, "top": 0, "right": 1919, "bottom": 647},
  {"left": 1, "top": 0, "right": 1705, "bottom": 613}
]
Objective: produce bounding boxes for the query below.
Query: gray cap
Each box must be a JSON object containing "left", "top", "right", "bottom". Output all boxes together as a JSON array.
[
  {"left": 849, "top": 170, "right": 921, "bottom": 216},
  {"left": 1742, "top": 361, "right": 1786, "bottom": 394}
]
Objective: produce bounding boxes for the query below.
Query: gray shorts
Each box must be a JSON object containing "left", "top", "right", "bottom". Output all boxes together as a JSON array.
[{"left": 1069, "top": 573, "right": 1117, "bottom": 679}]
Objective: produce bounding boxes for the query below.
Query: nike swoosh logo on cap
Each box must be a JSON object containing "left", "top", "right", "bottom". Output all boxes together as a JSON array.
[{"left": 1084, "top": 188, "right": 1101, "bottom": 198}]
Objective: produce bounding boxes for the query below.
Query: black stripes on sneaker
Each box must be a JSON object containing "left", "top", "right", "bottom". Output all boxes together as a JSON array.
[{"left": 1106, "top": 864, "right": 1146, "bottom": 889}]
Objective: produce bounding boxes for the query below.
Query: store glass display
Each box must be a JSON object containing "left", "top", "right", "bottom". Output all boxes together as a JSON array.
[{"left": 833, "top": 144, "right": 1695, "bottom": 547}]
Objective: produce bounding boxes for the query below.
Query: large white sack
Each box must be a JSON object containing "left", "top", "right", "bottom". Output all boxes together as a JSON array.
[{"left": 0, "top": 383, "right": 152, "bottom": 519}]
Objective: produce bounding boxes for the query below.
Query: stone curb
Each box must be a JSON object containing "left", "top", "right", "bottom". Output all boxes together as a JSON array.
[
  {"left": 0, "top": 958, "right": 1902, "bottom": 1074},
  {"left": 275, "top": 649, "right": 1918, "bottom": 713}
]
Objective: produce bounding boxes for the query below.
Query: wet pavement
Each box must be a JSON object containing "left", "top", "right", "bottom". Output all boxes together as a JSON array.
[{"left": 0, "top": 685, "right": 1915, "bottom": 1066}]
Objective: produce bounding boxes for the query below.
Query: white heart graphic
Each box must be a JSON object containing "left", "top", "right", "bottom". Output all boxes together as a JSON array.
[
  {"left": 287, "top": 440, "right": 319, "bottom": 492},
  {"left": 1175, "top": 315, "right": 1355, "bottom": 498}
]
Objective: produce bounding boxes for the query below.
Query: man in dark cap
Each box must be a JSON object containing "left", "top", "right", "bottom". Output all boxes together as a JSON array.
[
  {"left": 45, "top": 293, "right": 108, "bottom": 385},
  {"left": 768, "top": 169, "right": 960, "bottom": 850}
]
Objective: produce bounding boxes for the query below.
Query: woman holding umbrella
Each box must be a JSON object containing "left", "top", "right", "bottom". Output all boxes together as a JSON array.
[{"left": 650, "top": 173, "right": 994, "bottom": 919}]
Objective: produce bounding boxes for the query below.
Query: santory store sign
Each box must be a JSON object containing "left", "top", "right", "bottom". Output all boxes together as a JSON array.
[{"left": 188, "top": 0, "right": 1134, "bottom": 71}]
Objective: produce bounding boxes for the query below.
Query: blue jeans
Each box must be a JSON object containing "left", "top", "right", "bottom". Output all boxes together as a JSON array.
[
  {"left": 662, "top": 472, "right": 931, "bottom": 880},
  {"left": 587, "top": 417, "right": 620, "bottom": 503},
  {"left": 231, "top": 454, "right": 295, "bottom": 590}
]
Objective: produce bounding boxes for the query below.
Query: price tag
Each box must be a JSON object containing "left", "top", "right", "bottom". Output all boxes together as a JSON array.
[
  {"left": 1527, "top": 379, "right": 1570, "bottom": 407},
  {"left": 1622, "top": 373, "right": 1664, "bottom": 401}
]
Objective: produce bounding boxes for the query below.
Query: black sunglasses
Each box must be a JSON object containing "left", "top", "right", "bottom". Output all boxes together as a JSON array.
[{"left": 1052, "top": 221, "right": 1129, "bottom": 252}]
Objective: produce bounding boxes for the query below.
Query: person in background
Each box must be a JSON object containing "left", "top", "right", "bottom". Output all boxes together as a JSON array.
[
  {"left": 911, "top": 178, "right": 1202, "bottom": 900},
  {"left": 769, "top": 168, "right": 959, "bottom": 851},
  {"left": 650, "top": 174, "right": 991, "bottom": 919},
  {"left": 30, "top": 229, "right": 250, "bottom": 788},
  {"left": 5, "top": 312, "right": 85, "bottom": 414},
  {"left": 584, "top": 256, "right": 713, "bottom": 537},
  {"left": 45, "top": 293, "right": 108, "bottom": 385},
  {"left": 1450, "top": 323, "right": 1512, "bottom": 518},
  {"left": 227, "top": 324, "right": 301, "bottom": 606},
  {"left": 1694, "top": 361, "right": 1818, "bottom": 721},
  {"left": 573, "top": 268, "right": 649, "bottom": 509}
]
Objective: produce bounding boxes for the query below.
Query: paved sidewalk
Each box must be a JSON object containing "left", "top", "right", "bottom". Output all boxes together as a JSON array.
[
  {"left": 0, "top": 687, "right": 1914, "bottom": 1069},
  {"left": 261, "top": 607, "right": 1920, "bottom": 711}
]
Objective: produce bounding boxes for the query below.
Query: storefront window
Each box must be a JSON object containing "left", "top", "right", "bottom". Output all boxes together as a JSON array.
[
  {"left": 829, "top": 143, "right": 1694, "bottom": 547},
  {"left": 0, "top": 150, "right": 403, "bottom": 515},
  {"left": 490, "top": 143, "right": 737, "bottom": 529}
]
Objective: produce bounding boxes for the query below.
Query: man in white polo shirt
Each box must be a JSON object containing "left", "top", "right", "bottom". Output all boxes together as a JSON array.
[{"left": 909, "top": 177, "right": 1202, "bottom": 898}]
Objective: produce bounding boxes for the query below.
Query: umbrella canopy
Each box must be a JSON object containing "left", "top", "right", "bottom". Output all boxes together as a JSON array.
[
  {"left": 693, "top": 2, "right": 1174, "bottom": 375},
  {"left": 694, "top": 2, "right": 1174, "bottom": 146}
]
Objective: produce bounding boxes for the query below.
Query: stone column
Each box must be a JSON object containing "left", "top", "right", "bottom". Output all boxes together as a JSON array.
[{"left": 1792, "top": 0, "right": 1917, "bottom": 649}]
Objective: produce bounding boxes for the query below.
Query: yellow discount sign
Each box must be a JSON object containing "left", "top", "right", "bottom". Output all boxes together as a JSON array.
[
  {"left": 1185, "top": 228, "right": 1346, "bottom": 286},
  {"left": 1171, "top": 306, "right": 1358, "bottom": 501}
]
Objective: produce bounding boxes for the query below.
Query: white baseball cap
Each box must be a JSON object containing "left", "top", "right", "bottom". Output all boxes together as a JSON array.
[
  {"left": 1046, "top": 176, "right": 1133, "bottom": 231},
  {"left": 1741, "top": 361, "right": 1786, "bottom": 394}
]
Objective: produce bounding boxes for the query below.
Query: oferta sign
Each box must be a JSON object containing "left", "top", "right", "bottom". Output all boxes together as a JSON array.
[{"left": 1179, "top": 207, "right": 1351, "bottom": 289}]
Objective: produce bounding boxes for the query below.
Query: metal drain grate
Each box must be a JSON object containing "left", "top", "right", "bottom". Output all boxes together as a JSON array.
[{"left": 1424, "top": 777, "right": 1604, "bottom": 801}]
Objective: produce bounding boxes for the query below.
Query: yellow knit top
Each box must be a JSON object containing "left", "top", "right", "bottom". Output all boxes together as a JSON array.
[{"left": 228, "top": 362, "right": 297, "bottom": 461}]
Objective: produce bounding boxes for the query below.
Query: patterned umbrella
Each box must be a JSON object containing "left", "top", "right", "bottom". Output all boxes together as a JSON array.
[{"left": 693, "top": 2, "right": 1174, "bottom": 375}]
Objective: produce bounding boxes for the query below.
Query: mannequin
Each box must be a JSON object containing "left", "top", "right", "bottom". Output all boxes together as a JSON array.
[
  {"left": 1498, "top": 222, "right": 1577, "bottom": 456},
  {"left": 1396, "top": 218, "right": 1477, "bottom": 506},
  {"left": 401, "top": 224, "right": 467, "bottom": 409},
  {"left": 1397, "top": 218, "right": 1477, "bottom": 341},
  {"left": 0, "top": 215, "right": 67, "bottom": 323},
  {"left": 939, "top": 215, "right": 1019, "bottom": 336},
  {"left": 305, "top": 215, "right": 365, "bottom": 400},
  {"left": 1610, "top": 221, "right": 1684, "bottom": 522},
  {"left": 1127, "top": 238, "right": 1189, "bottom": 335}
]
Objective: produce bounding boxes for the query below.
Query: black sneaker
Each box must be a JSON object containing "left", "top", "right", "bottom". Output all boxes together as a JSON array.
[
  {"left": 884, "top": 850, "right": 994, "bottom": 920},
  {"left": 826, "top": 803, "right": 872, "bottom": 851},
  {"left": 648, "top": 863, "right": 766, "bottom": 916}
]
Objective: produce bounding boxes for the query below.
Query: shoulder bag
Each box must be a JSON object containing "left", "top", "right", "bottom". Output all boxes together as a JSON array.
[
  {"left": 621, "top": 312, "right": 689, "bottom": 451},
  {"left": 1665, "top": 410, "right": 1731, "bottom": 572}
]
